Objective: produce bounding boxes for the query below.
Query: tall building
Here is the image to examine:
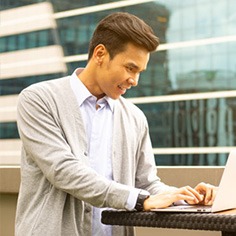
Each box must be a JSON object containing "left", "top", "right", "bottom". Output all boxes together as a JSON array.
[{"left": 0, "top": 0, "right": 236, "bottom": 166}]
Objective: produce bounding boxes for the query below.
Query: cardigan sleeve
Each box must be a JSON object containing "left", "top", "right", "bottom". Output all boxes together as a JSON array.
[
  {"left": 17, "top": 85, "right": 132, "bottom": 210},
  {"left": 113, "top": 97, "right": 174, "bottom": 194}
]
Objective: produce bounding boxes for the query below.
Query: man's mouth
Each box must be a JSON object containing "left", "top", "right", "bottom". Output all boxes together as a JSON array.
[
  {"left": 118, "top": 85, "right": 131, "bottom": 91},
  {"left": 118, "top": 85, "right": 125, "bottom": 91}
]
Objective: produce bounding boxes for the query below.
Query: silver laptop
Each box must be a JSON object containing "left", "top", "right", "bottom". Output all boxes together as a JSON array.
[{"left": 151, "top": 150, "right": 236, "bottom": 213}]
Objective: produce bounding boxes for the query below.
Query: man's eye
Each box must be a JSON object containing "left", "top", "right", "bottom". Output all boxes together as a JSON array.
[{"left": 126, "top": 66, "right": 133, "bottom": 72}]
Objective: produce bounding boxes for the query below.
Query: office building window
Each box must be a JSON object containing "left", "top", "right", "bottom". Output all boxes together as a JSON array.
[{"left": 1, "top": 0, "right": 235, "bottom": 166}]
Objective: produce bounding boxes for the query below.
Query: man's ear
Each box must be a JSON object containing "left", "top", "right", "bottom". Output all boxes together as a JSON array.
[{"left": 93, "top": 44, "right": 107, "bottom": 66}]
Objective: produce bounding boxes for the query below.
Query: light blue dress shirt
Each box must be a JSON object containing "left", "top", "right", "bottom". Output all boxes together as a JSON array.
[{"left": 70, "top": 69, "right": 140, "bottom": 236}]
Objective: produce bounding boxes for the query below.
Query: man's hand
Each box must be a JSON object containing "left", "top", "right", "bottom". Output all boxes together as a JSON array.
[
  {"left": 143, "top": 186, "right": 204, "bottom": 211},
  {"left": 189, "top": 182, "right": 218, "bottom": 205}
]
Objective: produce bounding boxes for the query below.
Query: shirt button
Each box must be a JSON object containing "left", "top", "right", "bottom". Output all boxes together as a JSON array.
[
  {"left": 85, "top": 206, "right": 91, "bottom": 213},
  {"left": 84, "top": 151, "right": 88, "bottom": 156}
]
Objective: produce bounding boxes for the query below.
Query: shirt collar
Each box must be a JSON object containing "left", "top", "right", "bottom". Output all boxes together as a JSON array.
[{"left": 71, "top": 68, "right": 116, "bottom": 112}]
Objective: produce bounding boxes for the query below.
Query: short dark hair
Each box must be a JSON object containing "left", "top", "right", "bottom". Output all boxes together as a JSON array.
[{"left": 88, "top": 12, "right": 159, "bottom": 60}]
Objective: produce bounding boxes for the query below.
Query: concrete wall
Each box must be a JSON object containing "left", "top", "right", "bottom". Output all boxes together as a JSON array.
[
  {"left": 0, "top": 167, "right": 20, "bottom": 236},
  {"left": 0, "top": 167, "right": 223, "bottom": 236},
  {"left": 0, "top": 194, "right": 18, "bottom": 236}
]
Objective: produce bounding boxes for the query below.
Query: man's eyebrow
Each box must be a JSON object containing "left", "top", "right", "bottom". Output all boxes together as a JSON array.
[{"left": 126, "top": 62, "right": 145, "bottom": 72}]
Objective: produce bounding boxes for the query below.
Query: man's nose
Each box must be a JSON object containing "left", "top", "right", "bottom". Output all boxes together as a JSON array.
[{"left": 128, "top": 75, "right": 139, "bottom": 87}]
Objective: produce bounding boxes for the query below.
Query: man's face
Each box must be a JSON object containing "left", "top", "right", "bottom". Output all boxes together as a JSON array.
[{"left": 95, "top": 43, "right": 150, "bottom": 100}]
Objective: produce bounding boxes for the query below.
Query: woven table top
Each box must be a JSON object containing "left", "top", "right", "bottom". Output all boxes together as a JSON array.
[{"left": 102, "top": 210, "right": 236, "bottom": 233}]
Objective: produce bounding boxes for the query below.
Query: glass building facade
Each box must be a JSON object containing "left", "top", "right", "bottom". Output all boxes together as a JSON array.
[{"left": 0, "top": 0, "right": 236, "bottom": 166}]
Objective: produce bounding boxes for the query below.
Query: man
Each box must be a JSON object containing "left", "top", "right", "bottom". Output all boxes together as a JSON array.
[{"left": 15, "top": 12, "right": 217, "bottom": 236}]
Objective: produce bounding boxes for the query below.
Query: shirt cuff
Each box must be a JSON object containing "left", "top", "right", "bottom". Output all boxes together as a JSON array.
[{"left": 125, "top": 188, "right": 149, "bottom": 211}]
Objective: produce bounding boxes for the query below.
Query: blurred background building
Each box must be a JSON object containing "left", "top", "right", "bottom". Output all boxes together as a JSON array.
[
  {"left": 1, "top": 1, "right": 236, "bottom": 236},
  {"left": 1, "top": 0, "right": 236, "bottom": 167}
]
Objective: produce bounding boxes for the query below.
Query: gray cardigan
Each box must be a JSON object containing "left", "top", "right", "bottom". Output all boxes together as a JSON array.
[{"left": 15, "top": 76, "right": 171, "bottom": 236}]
